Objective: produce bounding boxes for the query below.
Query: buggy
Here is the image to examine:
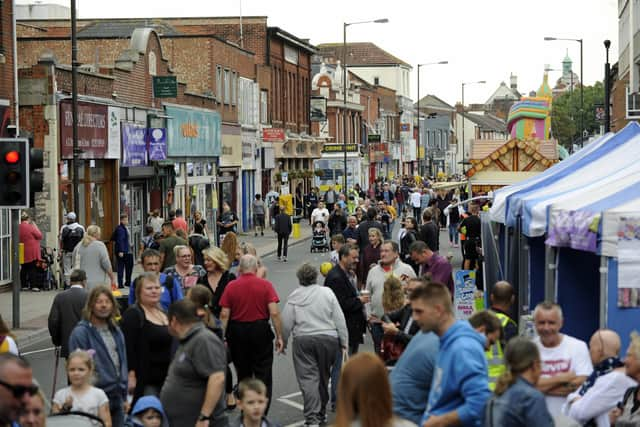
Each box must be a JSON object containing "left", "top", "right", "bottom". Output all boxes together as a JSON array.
[
  {"left": 33, "top": 246, "right": 59, "bottom": 291},
  {"left": 310, "top": 221, "right": 329, "bottom": 252}
]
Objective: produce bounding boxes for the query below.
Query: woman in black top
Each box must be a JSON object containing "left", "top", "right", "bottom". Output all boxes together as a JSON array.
[
  {"left": 121, "top": 272, "right": 173, "bottom": 406},
  {"left": 400, "top": 217, "right": 418, "bottom": 275},
  {"left": 197, "top": 246, "right": 236, "bottom": 317}
]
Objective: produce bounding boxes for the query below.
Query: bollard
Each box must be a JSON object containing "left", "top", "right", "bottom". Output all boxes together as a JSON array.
[
  {"left": 19, "top": 243, "right": 24, "bottom": 265},
  {"left": 292, "top": 216, "right": 301, "bottom": 239}
]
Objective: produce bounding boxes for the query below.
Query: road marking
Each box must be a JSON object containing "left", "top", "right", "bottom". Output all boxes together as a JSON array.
[
  {"left": 284, "top": 422, "right": 305, "bottom": 427},
  {"left": 277, "top": 397, "right": 304, "bottom": 411},
  {"left": 279, "top": 391, "right": 302, "bottom": 399},
  {"left": 21, "top": 347, "right": 55, "bottom": 356}
]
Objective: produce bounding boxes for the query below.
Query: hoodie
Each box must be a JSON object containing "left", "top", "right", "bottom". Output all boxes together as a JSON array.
[
  {"left": 127, "top": 395, "right": 169, "bottom": 427},
  {"left": 421, "top": 321, "right": 490, "bottom": 427},
  {"left": 281, "top": 284, "right": 348, "bottom": 348}
]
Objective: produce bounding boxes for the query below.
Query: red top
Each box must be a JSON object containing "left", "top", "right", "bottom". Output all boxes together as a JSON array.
[
  {"left": 19, "top": 221, "right": 42, "bottom": 263},
  {"left": 219, "top": 273, "right": 280, "bottom": 322},
  {"left": 172, "top": 217, "right": 188, "bottom": 233}
]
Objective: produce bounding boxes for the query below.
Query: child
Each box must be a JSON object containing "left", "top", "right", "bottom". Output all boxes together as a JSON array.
[
  {"left": 52, "top": 349, "right": 112, "bottom": 427},
  {"left": 329, "top": 234, "right": 345, "bottom": 265},
  {"left": 126, "top": 395, "right": 167, "bottom": 427},
  {"left": 231, "top": 378, "right": 280, "bottom": 427}
]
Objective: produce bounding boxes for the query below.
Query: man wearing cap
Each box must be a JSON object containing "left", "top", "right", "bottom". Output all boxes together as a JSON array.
[{"left": 59, "top": 212, "right": 85, "bottom": 288}]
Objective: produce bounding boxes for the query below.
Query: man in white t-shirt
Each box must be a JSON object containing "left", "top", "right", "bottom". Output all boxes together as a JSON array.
[
  {"left": 311, "top": 201, "right": 330, "bottom": 226},
  {"left": 533, "top": 301, "right": 593, "bottom": 418}
]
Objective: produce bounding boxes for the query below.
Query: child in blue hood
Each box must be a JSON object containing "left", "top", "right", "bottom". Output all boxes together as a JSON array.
[
  {"left": 126, "top": 396, "right": 168, "bottom": 427},
  {"left": 408, "top": 282, "right": 490, "bottom": 427}
]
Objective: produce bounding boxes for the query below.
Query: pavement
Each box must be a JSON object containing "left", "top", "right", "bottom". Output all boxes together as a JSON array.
[{"left": 1, "top": 221, "right": 314, "bottom": 348}]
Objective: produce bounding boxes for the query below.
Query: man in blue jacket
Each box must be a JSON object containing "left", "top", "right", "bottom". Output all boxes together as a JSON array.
[
  {"left": 409, "top": 282, "right": 490, "bottom": 427},
  {"left": 111, "top": 214, "right": 134, "bottom": 289},
  {"left": 69, "top": 285, "right": 128, "bottom": 427},
  {"left": 129, "top": 249, "right": 183, "bottom": 311}
]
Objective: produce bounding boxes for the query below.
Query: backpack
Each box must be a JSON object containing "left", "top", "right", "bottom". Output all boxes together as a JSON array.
[{"left": 61, "top": 226, "right": 84, "bottom": 252}]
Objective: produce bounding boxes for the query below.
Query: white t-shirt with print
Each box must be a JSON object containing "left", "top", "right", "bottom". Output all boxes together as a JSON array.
[
  {"left": 534, "top": 334, "right": 593, "bottom": 417},
  {"left": 53, "top": 386, "right": 109, "bottom": 418}
]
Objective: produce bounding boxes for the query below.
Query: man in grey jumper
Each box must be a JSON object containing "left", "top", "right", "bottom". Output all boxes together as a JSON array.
[
  {"left": 365, "top": 240, "right": 416, "bottom": 355},
  {"left": 282, "top": 263, "right": 347, "bottom": 427}
]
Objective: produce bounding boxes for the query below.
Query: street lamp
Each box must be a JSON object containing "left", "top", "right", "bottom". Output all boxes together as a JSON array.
[
  {"left": 545, "top": 36, "right": 584, "bottom": 143},
  {"left": 460, "top": 80, "right": 486, "bottom": 175},
  {"left": 604, "top": 40, "right": 611, "bottom": 133},
  {"left": 416, "top": 61, "right": 448, "bottom": 176},
  {"left": 342, "top": 18, "right": 388, "bottom": 192}
]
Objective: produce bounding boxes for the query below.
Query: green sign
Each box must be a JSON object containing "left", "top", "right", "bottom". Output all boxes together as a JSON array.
[
  {"left": 367, "top": 134, "right": 381, "bottom": 143},
  {"left": 322, "top": 144, "right": 358, "bottom": 153},
  {"left": 153, "top": 76, "right": 178, "bottom": 98}
]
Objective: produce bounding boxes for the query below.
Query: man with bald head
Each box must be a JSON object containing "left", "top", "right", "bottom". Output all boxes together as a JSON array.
[
  {"left": 564, "top": 329, "right": 637, "bottom": 427},
  {"left": 0, "top": 353, "right": 38, "bottom": 427},
  {"left": 489, "top": 281, "right": 518, "bottom": 343}
]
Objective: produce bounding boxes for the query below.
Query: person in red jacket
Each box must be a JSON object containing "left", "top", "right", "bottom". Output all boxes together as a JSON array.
[{"left": 19, "top": 212, "right": 43, "bottom": 291}]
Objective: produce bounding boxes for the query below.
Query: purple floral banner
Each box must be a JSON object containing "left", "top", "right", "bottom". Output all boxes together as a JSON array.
[{"left": 546, "top": 209, "right": 598, "bottom": 253}]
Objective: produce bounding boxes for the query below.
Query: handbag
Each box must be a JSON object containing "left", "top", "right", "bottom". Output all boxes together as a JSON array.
[{"left": 381, "top": 336, "right": 405, "bottom": 363}]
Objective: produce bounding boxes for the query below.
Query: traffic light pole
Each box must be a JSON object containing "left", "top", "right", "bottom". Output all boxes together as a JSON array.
[{"left": 11, "top": 209, "right": 19, "bottom": 327}]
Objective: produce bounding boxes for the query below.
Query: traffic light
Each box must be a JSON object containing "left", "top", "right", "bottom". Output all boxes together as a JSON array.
[{"left": 0, "top": 138, "right": 28, "bottom": 208}]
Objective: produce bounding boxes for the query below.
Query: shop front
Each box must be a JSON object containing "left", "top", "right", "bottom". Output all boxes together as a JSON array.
[{"left": 220, "top": 124, "right": 243, "bottom": 229}]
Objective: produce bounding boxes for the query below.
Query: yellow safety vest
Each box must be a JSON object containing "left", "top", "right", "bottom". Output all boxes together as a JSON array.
[{"left": 485, "top": 312, "right": 516, "bottom": 391}]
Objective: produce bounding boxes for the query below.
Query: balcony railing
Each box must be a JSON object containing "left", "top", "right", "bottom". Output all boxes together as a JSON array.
[{"left": 626, "top": 86, "right": 640, "bottom": 119}]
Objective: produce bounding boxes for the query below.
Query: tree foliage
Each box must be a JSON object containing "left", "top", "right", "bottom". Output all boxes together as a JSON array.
[{"left": 551, "top": 81, "right": 605, "bottom": 148}]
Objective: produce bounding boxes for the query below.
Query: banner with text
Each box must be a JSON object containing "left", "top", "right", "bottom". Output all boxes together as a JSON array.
[
  {"left": 165, "top": 104, "right": 221, "bottom": 158},
  {"left": 121, "top": 122, "right": 148, "bottom": 167}
]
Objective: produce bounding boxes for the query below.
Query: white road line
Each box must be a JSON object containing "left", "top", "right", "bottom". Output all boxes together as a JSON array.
[
  {"left": 277, "top": 398, "right": 304, "bottom": 411},
  {"left": 279, "top": 391, "right": 302, "bottom": 399},
  {"left": 284, "top": 422, "right": 305, "bottom": 427},
  {"left": 21, "top": 347, "right": 55, "bottom": 356}
]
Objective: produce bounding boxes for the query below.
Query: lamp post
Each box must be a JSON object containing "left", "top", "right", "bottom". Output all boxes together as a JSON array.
[
  {"left": 417, "top": 61, "right": 448, "bottom": 176},
  {"left": 460, "top": 80, "right": 486, "bottom": 175},
  {"left": 604, "top": 39, "right": 611, "bottom": 133},
  {"left": 342, "top": 18, "right": 388, "bottom": 192},
  {"left": 545, "top": 36, "right": 584, "bottom": 143}
]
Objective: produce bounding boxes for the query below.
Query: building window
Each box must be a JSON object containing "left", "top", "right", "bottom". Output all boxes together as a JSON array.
[
  {"left": 231, "top": 71, "right": 237, "bottom": 106},
  {"left": 224, "top": 69, "right": 230, "bottom": 104},
  {"left": 260, "top": 90, "right": 268, "bottom": 124},
  {"left": 148, "top": 51, "right": 157, "bottom": 76},
  {"left": 374, "top": 77, "right": 380, "bottom": 85},
  {"left": 216, "top": 66, "right": 222, "bottom": 102}
]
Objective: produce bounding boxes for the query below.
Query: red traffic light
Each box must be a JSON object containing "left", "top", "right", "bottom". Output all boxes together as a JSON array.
[{"left": 5, "top": 150, "right": 19, "bottom": 164}]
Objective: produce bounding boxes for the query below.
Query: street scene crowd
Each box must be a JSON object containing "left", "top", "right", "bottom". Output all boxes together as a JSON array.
[{"left": 2, "top": 177, "right": 640, "bottom": 427}]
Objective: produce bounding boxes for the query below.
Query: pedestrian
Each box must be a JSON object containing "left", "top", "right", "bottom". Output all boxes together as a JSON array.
[
  {"left": 365, "top": 241, "right": 416, "bottom": 355},
  {"left": 189, "top": 222, "right": 210, "bottom": 267},
  {"left": 253, "top": 194, "right": 266, "bottom": 237},
  {"left": 69, "top": 286, "right": 128, "bottom": 427},
  {"left": 443, "top": 198, "right": 461, "bottom": 248},
  {"left": 382, "top": 277, "right": 423, "bottom": 368},
  {"left": 610, "top": 332, "right": 640, "bottom": 425},
  {"left": 19, "top": 212, "right": 43, "bottom": 291},
  {"left": 334, "top": 352, "right": 415, "bottom": 427},
  {"left": 483, "top": 337, "right": 554, "bottom": 427},
  {"left": 305, "top": 188, "right": 319, "bottom": 225},
  {"left": 418, "top": 209, "right": 439, "bottom": 253},
  {"left": 311, "top": 201, "right": 330, "bottom": 227},
  {"left": 328, "top": 205, "right": 347, "bottom": 236},
  {"left": 51, "top": 349, "right": 112, "bottom": 426},
  {"left": 329, "top": 234, "right": 345, "bottom": 265},
  {"left": 400, "top": 217, "right": 418, "bottom": 274},
  {"left": 221, "top": 232, "right": 241, "bottom": 276},
  {"left": 59, "top": 211, "right": 85, "bottom": 288},
  {"left": 157, "top": 222, "right": 187, "bottom": 270},
  {"left": 193, "top": 210, "right": 208, "bottom": 236},
  {"left": 436, "top": 191, "right": 451, "bottom": 229},
  {"left": 0, "top": 353, "right": 37, "bottom": 427},
  {"left": 459, "top": 203, "right": 481, "bottom": 270},
  {"left": 281, "top": 263, "right": 348, "bottom": 427},
  {"left": 238, "top": 242, "right": 268, "bottom": 278},
  {"left": 409, "top": 282, "right": 490, "bottom": 427},
  {"left": 18, "top": 387, "right": 46, "bottom": 427},
  {"left": 220, "top": 255, "right": 284, "bottom": 412},
  {"left": 231, "top": 379, "right": 279, "bottom": 427},
  {"left": 410, "top": 189, "right": 422, "bottom": 223},
  {"left": 48, "top": 269, "right": 88, "bottom": 359},
  {"left": 274, "top": 207, "right": 292, "bottom": 262},
  {"left": 171, "top": 208, "right": 188, "bottom": 234},
  {"left": 130, "top": 249, "right": 183, "bottom": 312},
  {"left": 163, "top": 245, "right": 207, "bottom": 290},
  {"left": 72, "top": 225, "right": 116, "bottom": 291},
  {"left": 563, "top": 329, "right": 635, "bottom": 427},
  {"left": 0, "top": 315, "right": 18, "bottom": 355},
  {"left": 409, "top": 241, "right": 454, "bottom": 294},
  {"left": 389, "top": 280, "right": 439, "bottom": 425},
  {"left": 357, "top": 227, "right": 383, "bottom": 288},
  {"left": 532, "top": 301, "right": 592, "bottom": 418},
  {"left": 324, "top": 185, "right": 338, "bottom": 213},
  {"left": 160, "top": 300, "right": 227, "bottom": 427},
  {"left": 121, "top": 273, "right": 173, "bottom": 405},
  {"left": 217, "top": 201, "right": 239, "bottom": 242},
  {"left": 126, "top": 395, "right": 168, "bottom": 427},
  {"left": 197, "top": 247, "right": 236, "bottom": 317},
  {"left": 147, "top": 209, "right": 164, "bottom": 234},
  {"left": 295, "top": 183, "right": 304, "bottom": 217},
  {"left": 488, "top": 281, "right": 518, "bottom": 342},
  {"left": 111, "top": 214, "right": 134, "bottom": 289},
  {"left": 342, "top": 216, "right": 358, "bottom": 247},
  {"left": 355, "top": 208, "right": 384, "bottom": 252},
  {"left": 141, "top": 225, "right": 158, "bottom": 252}
]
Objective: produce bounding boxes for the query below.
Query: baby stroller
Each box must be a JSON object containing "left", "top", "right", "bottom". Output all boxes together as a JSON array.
[
  {"left": 34, "top": 246, "right": 58, "bottom": 291},
  {"left": 310, "top": 221, "right": 329, "bottom": 252}
]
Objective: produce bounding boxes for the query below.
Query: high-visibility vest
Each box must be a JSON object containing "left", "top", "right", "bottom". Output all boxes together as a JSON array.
[{"left": 485, "top": 312, "right": 516, "bottom": 391}]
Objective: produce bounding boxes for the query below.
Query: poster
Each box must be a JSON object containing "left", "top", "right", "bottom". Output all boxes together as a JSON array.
[
  {"left": 454, "top": 270, "right": 476, "bottom": 320},
  {"left": 617, "top": 216, "right": 640, "bottom": 307},
  {"left": 121, "top": 123, "right": 148, "bottom": 167},
  {"left": 148, "top": 128, "right": 167, "bottom": 161}
]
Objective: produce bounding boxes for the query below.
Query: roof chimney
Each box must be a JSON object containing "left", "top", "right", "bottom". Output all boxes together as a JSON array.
[{"left": 510, "top": 73, "right": 517, "bottom": 90}]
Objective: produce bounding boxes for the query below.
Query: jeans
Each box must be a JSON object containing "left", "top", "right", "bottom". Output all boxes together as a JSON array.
[
  {"left": 116, "top": 253, "right": 134, "bottom": 288},
  {"left": 449, "top": 223, "right": 459, "bottom": 244},
  {"left": 370, "top": 322, "right": 384, "bottom": 355},
  {"left": 277, "top": 233, "right": 289, "bottom": 258},
  {"left": 397, "top": 202, "right": 405, "bottom": 216},
  {"left": 330, "top": 342, "right": 359, "bottom": 406},
  {"left": 413, "top": 207, "right": 421, "bottom": 223},
  {"left": 108, "top": 394, "right": 125, "bottom": 427}
]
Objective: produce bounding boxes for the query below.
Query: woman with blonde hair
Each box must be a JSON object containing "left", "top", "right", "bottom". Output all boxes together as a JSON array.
[
  {"left": 382, "top": 276, "right": 405, "bottom": 313},
  {"left": 197, "top": 246, "right": 236, "bottom": 317},
  {"left": 163, "top": 245, "right": 206, "bottom": 290},
  {"left": 335, "top": 352, "right": 414, "bottom": 427},
  {"left": 484, "top": 337, "right": 553, "bottom": 426},
  {"left": 220, "top": 232, "right": 240, "bottom": 275},
  {"left": 72, "top": 225, "right": 115, "bottom": 291}
]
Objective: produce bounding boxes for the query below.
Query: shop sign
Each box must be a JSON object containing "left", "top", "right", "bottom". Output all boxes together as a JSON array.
[
  {"left": 60, "top": 101, "right": 109, "bottom": 159},
  {"left": 165, "top": 104, "right": 221, "bottom": 158},
  {"left": 262, "top": 128, "right": 285, "bottom": 142},
  {"left": 400, "top": 123, "right": 411, "bottom": 132},
  {"left": 121, "top": 122, "right": 148, "bottom": 167},
  {"left": 153, "top": 76, "right": 178, "bottom": 98},
  {"left": 367, "top": 134, "right": 382, "bottom": 144},
  {"left": 322, "top": 144, "right": 358, "bottom": 153},
  {"left": 310, "top": 97, "right": 327, "bottom": 122},
  {"left": 148, "top": 128, "right": 167, "bottom": 161}
]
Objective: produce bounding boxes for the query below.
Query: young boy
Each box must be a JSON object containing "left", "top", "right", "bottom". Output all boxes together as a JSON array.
[
  {"left": 232, "top": 378, "right": 280, "bottom": 427},
  {"left": 329, "top": 234, "right": 345, "bottom": 265}
]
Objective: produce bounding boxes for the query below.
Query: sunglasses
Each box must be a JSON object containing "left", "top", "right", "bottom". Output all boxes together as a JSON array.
[{"left": 0, "top": 379, "right": 39, "bottom": 398}]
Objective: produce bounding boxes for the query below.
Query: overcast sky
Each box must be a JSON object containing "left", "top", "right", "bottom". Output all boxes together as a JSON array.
[{"left": 21, "top": 0, "right": 618, "bottom": 107}]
